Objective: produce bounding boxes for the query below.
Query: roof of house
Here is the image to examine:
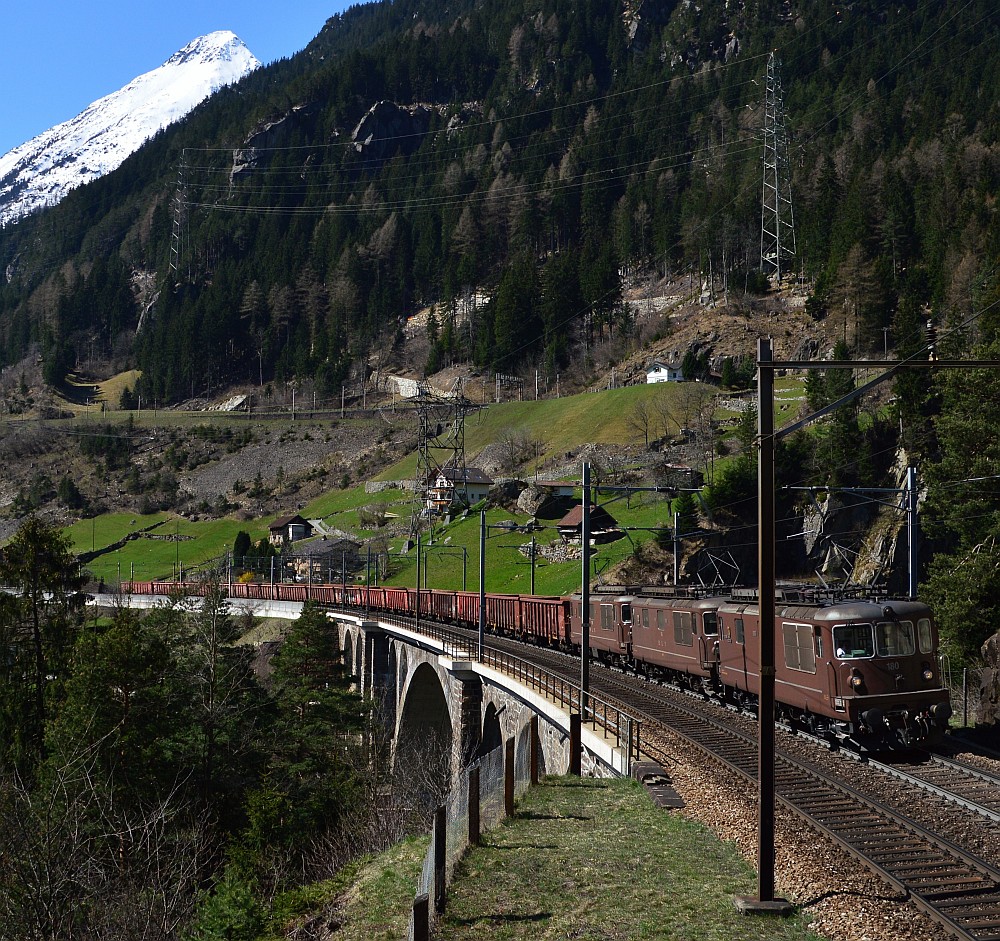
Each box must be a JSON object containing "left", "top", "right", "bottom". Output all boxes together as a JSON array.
[
  {"left": 557, "top": 504, "right": 620, "bottom": 531},
  {"left": 269, "top": 513, "right": 310, "bottom": 531},
  {"left": 436, "top": 466, "right": 493, "bottom": 485},
  {"left": 295, "top": 535, "right": 361, "bottom": 557}
]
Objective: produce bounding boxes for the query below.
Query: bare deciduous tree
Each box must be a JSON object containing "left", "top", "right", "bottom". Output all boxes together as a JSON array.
[
  {"left": 0, "top": 751, "right": 207, "bottom": 941},
  {"left": 299, "top": 701, "right": 452, "bottom": 882},
  {"left": 626, "top": 398, "right": 653, "bottom": 449},
  {"left": 496, "top": 428, "right": 541, "bottom": 477}
]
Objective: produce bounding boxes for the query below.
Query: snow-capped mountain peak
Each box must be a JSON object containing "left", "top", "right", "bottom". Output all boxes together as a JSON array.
[{"left": 0, "top": 31, "right": 260, "bottom": 227}]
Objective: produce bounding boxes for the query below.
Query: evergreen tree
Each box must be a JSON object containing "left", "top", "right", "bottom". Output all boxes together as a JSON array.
[{"left": 0, "top": 518, "right": 85, "bottom": 776}]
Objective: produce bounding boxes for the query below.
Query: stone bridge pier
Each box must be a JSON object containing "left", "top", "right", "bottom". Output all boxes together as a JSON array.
[{"left": 335, "top": 617, "right": 606, "bottom": 786}]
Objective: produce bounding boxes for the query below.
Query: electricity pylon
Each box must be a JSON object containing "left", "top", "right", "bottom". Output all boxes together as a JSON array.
[
  {"left": 169, "top": 151, "right": 188, "bottom": 276},
  {"left": 760, "top": 52, "right": 795, "bottom": 282}
]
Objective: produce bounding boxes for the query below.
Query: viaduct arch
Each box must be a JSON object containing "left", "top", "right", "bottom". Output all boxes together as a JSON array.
[
  {"left": 337, "top": 615, "right": 628, "bottom": 783},
  {"left": 95, "top": 593, "right": 628, "bottom": 783}
]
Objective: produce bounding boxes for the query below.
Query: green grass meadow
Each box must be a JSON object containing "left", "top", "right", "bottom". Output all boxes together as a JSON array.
[{"left": 52, "top": 378, "right": 806, "bottom": 588}]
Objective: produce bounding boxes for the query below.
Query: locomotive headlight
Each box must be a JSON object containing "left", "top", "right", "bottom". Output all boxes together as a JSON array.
[
  {"left": 922, "top": 667, "right": 934, "bottom": 681},
  {"left": 850, "top": 670, "right": 864, "bottom": 689}
]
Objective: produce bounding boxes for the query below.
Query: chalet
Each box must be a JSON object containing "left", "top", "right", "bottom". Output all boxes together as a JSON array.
[
  {"left": 292, "top": 535, "right": 362, "bottom": 582},
  {"left": 269, "top": 514, "right": 313, "bottom": 546},
  {"left": 646, "top": 359, "right": 684, "bottom": 383},
  {"left": 426, "top": 466, "right": 493, "bottom": 513},
  {"left": 557, "top": 503, "right": 622, "bottom": 544}
]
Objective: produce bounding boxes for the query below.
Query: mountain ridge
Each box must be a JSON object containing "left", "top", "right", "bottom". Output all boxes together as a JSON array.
[{"left": 0, "top": 30, "right": 260, "bottom": 228}]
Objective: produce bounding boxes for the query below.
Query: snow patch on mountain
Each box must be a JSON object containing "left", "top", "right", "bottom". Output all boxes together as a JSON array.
[{"left": 0, "top": 31, "right": 259, "bottom": 227}]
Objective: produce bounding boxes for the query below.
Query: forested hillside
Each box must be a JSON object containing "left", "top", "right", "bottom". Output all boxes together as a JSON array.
[
  {"left": 0, "top": 0, "right": 996, "bottom": 401},
  {"left": 1, "top": 0, "right": 1000, "bottom": 658}
]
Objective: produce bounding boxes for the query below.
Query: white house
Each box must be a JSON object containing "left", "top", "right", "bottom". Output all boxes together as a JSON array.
[
  {"left": 646, "top": 359, "right": 684, "bottom": 383},
  {"left": 426, "top": 467, "right": 493, "bottom": 513}
]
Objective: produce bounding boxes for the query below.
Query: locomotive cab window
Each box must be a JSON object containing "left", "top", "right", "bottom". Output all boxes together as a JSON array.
[
  {"left": 833, "top": 624, "right": 874, "bottom": 659},
  {"left": 782, "top": 622, "right": 817, "bottom": 673},
  {"left": 656, "top": 609, "right": 666, "bottom": 631},
  {"left": 702, "top": 612, "right": 718, "bottom": 636},
  {"left": 620, "top": 603, "right": 633, "bottom": 624},
  {"left": 735, "top": 617, "right": 745, "bottom": 645},
  {"left": 876, "top": 620, "right": 915, "bottom": 657},
  {"left": 917, "top": 618, "right": 934, "bottom": 654},
  {"left": 641, "top": 608, "right": 649, "bottom": 629},
  {"left": 600, "top": 605, "right": 614, "bottom": 631}
]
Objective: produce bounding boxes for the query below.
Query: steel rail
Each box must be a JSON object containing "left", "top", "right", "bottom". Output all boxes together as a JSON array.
[
  {"left": 576, "top": 673, "right": 1000, "bottom": 941},
  {"left": 865, "top": 754, "right": 1000, "bottom": 824},
  {"left": 412, "top": 623, "right": 1000, "bottom": 941},
  {"left": 135, "top": 586, "right": 1000, "bottom": 939}
]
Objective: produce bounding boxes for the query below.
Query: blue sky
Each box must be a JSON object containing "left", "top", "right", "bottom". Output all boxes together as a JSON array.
[{"left": 1, "top": 1, "right": 354, "bottom": 156}]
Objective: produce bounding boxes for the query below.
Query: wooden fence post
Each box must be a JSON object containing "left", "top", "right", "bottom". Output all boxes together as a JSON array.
[
  {"left": 530, "top": 715, "right": 539, "bottom": 785},
  {"left": 411, "top": 893, "right": 429, "bottom": 941},
  {"left": 504, "top": 736, "right": 515, "bottom": 817},
  {"left": 434, "top": 805, "right": 447, "bottom": 914},
  {"left": 570, "top": 713, "right": 582, "bottom": 776},
  {"left": 468, "top": 765, "right": 480, "bottom": 846}
]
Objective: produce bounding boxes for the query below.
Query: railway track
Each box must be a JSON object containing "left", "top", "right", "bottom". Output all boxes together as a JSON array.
[
  {"left": 533, "top": 648, "right": 1000, "bottom": 940},
  {"left": 344, "top": 609, "right": 1000, "bottom": 941},
  {"left": 871, "top": 752, "right": 1000, "bottom": 823}
]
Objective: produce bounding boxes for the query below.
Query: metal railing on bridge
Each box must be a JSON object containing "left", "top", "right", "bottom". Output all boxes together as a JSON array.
[{"left": 344, "top": 607, "right": 642, "bottom": 767}]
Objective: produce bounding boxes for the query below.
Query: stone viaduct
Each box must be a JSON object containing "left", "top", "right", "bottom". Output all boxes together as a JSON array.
[
  {"left": 95, "top": 593, "right": 632, "bottom": 784},
  {"left": 337, "top": 611, "right": 631, "bottom": 782}
]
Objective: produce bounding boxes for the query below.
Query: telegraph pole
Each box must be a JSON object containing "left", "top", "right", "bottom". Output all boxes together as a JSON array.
[
  {"left": 478, "top": 509, "right": 486, "bottom": 661},
  {"left": 906, "top": 464, "right": 919, "bottom": 600},
  {"left": 742, "top": 343, "right": 1000, "bottom": 915}
]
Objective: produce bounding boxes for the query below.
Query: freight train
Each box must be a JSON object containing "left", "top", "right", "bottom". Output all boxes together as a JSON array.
[{"left": 125, "top": 579, "right": 953, "bottom": 748}]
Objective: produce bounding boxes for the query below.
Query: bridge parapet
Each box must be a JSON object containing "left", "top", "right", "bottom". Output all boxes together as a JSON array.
[{"left": 333, "top": 612, "right": 631, "bottom": 781}]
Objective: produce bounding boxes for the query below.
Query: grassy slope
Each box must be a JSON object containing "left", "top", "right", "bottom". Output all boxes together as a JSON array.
[
  {"left": 68, "top": 379, "right": 805, "bottom": 586},
  {"left": 270, "top": 777, "right": 822, "bottom": 941}
]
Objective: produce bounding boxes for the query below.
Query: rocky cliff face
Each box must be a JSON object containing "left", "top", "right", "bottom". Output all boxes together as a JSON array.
[
  {"left": 351, "top": 101, "right": 432, "bottom": 161},
  {"left": 979, "top": 633, "right": 1000, "bottom": 727}
]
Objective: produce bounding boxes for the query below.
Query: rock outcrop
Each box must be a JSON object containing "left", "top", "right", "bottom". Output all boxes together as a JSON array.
[{"left": 979, "top": 632, "right": 1000, "bottom": 727}]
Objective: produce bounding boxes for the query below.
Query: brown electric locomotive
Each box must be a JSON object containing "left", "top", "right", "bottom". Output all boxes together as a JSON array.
[
  {"left": 125, "top": 579, "right": 952, "bottom": 747},
  {"left": 716, "top": 591, "right": 952, "bottom": 747}
]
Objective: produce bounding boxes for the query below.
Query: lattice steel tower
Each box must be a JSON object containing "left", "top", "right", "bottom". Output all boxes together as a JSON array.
[
  {"left": 169, "top": 151, "right": 188, "bottom": 275},
  {"left": 409, "top": 383, "right": 479, "bottom": 535},
  {"left": 760, "top": 52, "right": 796, "bottom": 281}
]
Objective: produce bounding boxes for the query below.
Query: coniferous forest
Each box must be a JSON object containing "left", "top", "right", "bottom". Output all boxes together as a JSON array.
[
  {"left": 0, "top": 519, "right": 450, "bottom": 938},
  {"left": 3, "top": 0, "right": 999, "bottom": 661},
  {"left": 0, "top": 0, "right": 995, "bottom": 402}
]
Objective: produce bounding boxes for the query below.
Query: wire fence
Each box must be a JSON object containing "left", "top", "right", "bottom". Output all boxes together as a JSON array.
[
  {"left": 941, "top": 663, "right": 987, "bottom": 728},
  {"left": 409, "top": 728, "right": 537, "bottom": 941}
]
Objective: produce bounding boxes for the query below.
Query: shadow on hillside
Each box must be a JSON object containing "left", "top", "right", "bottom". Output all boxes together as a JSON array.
[
  {"left": 517, "top": 810, "right": 591, "bottom": 822},
  {"left": 449, "top": 911, "right": 552, "bottom": 926},
  {"left": 61, "top": 373, "right": 101, "bottom": 406}
]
